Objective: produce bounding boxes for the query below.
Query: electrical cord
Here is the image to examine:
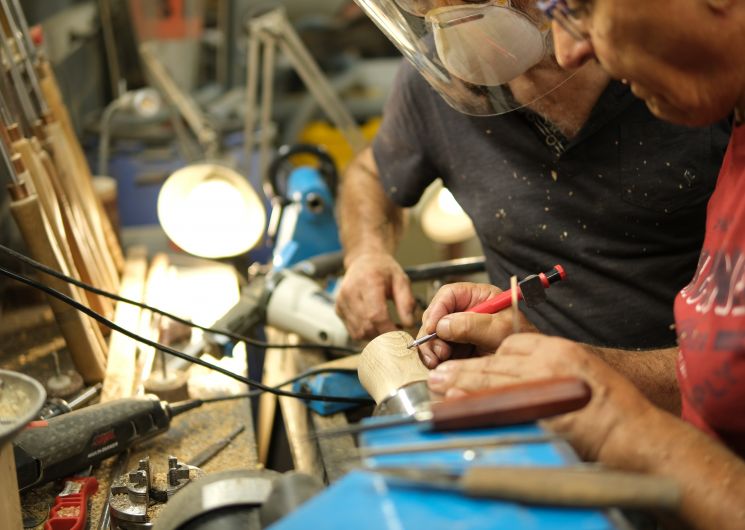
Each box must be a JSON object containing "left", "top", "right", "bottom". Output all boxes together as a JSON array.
[
  {"left": 0, "top": 243, "right": 359, "bottom": 354},
  {"left": 199, "top": 368, "right": 360, "bottom": 403},
  {"left": 0, "top": 264, "right": 371, "bottom": 405}
]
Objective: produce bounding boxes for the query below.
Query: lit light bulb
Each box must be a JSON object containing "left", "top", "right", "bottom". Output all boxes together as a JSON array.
[{"left": 158, "top": 164, "right": 266, "bottom": 258}]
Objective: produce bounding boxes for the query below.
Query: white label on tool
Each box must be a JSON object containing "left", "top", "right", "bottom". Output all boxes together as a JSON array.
[
  {"left": 60, "top": 481, "right": 83, "bottom": 496},
  {"left": 201, "top": 477, "right": 273, "bottom": 511}
]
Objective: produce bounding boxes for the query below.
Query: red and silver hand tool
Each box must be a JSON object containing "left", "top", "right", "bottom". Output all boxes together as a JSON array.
[
  {"left": 408, "top": 265, "right": 567, "bottom": 349},
  {"left": 44, "top": 476, "right": 98, "bottom": 530}
]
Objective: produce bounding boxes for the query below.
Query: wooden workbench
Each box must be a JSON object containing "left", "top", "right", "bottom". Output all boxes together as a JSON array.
[
  {"left": 0, "top": 252, "right": 262, "bottom": 529},
  {"left": 258, "top": 329, "right": 361, "bottom": 484}
]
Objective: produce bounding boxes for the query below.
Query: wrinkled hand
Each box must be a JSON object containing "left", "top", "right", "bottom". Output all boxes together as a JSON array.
[
  {"left": 428, "top": 333, "right": 655, "bottom": 462},
  {"left": 416, "top": 282, "right": 535, "bottom": 369},
  {"left": 335, "top": 252, "right": 416, "bottom": 340}
]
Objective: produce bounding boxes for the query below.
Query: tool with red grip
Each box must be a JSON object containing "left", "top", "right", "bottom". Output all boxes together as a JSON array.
[
  {"left": 44, "top": 476, "right": 98, "bottom": 530},
  {"left": 408, "top": 265, "right": 566, "bottom": 349}
]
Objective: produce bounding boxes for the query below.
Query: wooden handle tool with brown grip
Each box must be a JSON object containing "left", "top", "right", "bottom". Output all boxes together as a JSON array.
[
  {"left": 461, "top": 466, "right": 681, "bottom": 510},
  {"left": 431, "top": 377, "right": 592, "bottom": 431},
  {"left": 9, "top": 187, "right": 107, "bottom": 382},
  {"left": 38, "top": 61, "right": 124, "bottom": 273}
]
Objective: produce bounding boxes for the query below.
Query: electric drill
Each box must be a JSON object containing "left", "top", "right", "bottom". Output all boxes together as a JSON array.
[{"left": 13, "top": 395, "right": 201, "bottom": 491}]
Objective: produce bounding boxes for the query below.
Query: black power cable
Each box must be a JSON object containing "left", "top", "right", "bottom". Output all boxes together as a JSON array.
[
  {"left": 0, "top": 264, "right": 372, "bottom": 405},
  {"left": 199, "top": 368, "right": 360, "bottom": 403},
  {"left": 0, "top": 244, "right": 359, "bottom": 354}
]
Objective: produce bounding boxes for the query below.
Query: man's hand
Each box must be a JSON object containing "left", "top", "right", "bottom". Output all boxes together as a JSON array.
[
  {"left": 335, "top": 252, "right": 416, "bottom": 340},
  {"left": 416, "top": 282, "right": 536, "bottom": 368},
  {"left": 428, "top": 333, "right": 654, "bottom": 461}
]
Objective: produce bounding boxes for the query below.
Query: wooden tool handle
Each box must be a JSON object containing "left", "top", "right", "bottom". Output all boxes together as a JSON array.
[
  {"left": 10, "top": 194, "right": 107, "bottom": 382},
  {"left": 431, "top": 377, "right": 591, "bottom": 431},
  {"left": 461, "top": 467, "right": 681, "bottom": 510},
  {"left": 358, "top": 331, "right": 430, "bottom": 403},
  {"left": 37, "top": 146, "right": 114, "bottom": 320},
  {"left": 38, "top": 62, "right": 124, "bottom": 273}
]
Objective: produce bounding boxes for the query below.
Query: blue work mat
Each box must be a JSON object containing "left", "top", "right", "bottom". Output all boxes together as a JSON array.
[{"left": 269, "top": 422, "right": 621, "bottom": 530}]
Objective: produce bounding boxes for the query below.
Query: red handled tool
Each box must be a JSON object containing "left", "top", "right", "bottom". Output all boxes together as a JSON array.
[
  {"left": 408, "top": 265, "right": 566, "bottom": 349},
  {"left": 45, "top": 476, "right": 98, "bottom": 530}
]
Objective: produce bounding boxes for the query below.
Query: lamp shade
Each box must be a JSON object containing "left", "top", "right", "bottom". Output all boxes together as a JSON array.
[
  {"left": 419, "top": 180, "right": 475, "bottom": 244},
  {"left": 158, "top": 163, "right": 266, "bottom": 258}
]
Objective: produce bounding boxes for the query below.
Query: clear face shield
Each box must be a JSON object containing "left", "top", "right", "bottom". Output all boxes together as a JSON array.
[{"left": 355, "top": 0, "right": 575, "bottom": 115}]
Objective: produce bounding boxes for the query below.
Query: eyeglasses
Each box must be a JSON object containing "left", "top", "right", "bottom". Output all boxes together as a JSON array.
[{"left": 536, "top": 0, "right": 589, "bottom": 40}]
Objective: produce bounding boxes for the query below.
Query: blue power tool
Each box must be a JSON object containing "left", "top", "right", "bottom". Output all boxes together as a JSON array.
[{"left": 265, "top": 144, "right": 342, "bottom": 270}]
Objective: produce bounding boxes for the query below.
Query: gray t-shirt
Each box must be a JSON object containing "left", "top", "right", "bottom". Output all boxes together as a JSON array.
[{"left": 373, "top": 61, "right": 730, "bottom": 349}]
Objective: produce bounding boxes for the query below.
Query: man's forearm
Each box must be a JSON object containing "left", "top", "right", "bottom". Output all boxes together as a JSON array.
[
  {"left": 589, "top": 346, "right": 680, "bottom": 414},
  {"left": 338, "top": 147, "right": 405, "bottom": 264},
  {"left": 602, "top": 406, "right": 745, "bottom": 530}
]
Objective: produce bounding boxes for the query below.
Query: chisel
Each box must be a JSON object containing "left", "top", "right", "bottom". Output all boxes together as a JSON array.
[
  {"left": 373, "top": 465, "right": 681, "bottom": 510},
  {"left": 355, "top": 432, "right": 560, "bottom": 459},
  {"left": 314, "top": 376, "right": 590, "bottom": 439}
]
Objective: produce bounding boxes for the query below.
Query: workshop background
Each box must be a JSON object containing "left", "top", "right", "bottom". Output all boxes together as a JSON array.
[{"left": 0, "top": 2, "right": 489, "bottom": 529}]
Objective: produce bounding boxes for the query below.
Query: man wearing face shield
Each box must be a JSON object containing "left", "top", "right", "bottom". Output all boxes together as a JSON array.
[
  {"left": 335, "top": 0, "right": 730, "bottom": 412},
  {"left": 422, "top": 1, "right": 745, "bottom": 528}
]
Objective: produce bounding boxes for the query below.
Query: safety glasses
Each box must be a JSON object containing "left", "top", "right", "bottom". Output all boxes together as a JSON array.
[{"left": 536, "top": 0, "right": 589, "bottom": 40}]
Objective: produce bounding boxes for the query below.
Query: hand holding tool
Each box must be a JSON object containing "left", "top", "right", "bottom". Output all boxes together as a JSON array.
[
  {"left": 13, "top": 396, "right": 202, "bottom": 491},
  {"left": 315, "top": 376, "right": 591, "bottom": 439},
  {"left": 375, "top": 465, "right": 681, "bottom": 510},
  {"left": 408, "top": 265, "right": 566, "bottom": 349}
]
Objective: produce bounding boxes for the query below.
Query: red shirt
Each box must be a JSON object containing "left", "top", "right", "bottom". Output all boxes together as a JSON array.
[{"left": 676, "top": 122, "right": 745, "bottom": 458}]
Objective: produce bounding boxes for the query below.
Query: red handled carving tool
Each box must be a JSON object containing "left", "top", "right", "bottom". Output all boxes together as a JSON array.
[{"left": 408, "top": 265, "right": 566, "bottom": 349}]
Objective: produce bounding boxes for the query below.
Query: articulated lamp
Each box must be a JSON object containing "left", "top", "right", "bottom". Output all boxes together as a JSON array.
[{"left": 157, "top": 164, "right": 266, "bottom": 259}]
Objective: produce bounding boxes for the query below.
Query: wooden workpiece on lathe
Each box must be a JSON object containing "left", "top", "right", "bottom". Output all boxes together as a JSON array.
[{"left": 358, "top": 331, "right": 430, "bottom": 404}]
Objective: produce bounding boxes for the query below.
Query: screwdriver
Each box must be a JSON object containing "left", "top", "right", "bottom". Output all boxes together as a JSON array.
[
  {"left": 374, "top": 466, "right": 681, "bottom": 510},
  {"left": 408, "top": 265, "right": 566, "bottom": 349},
  {"left": 314, "top": 376, "right": 590, "bottom": 439}
]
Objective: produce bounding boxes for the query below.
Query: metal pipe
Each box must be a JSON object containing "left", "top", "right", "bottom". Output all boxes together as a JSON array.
[
  {"left": 6, "top": 0, "right": 35, "bottom": 63},
  {"left": 0, "top": 0, "right": 48, "bottom": 116},
  {"left": 0, "top": 18, "right": 37, "bottom": 124}
]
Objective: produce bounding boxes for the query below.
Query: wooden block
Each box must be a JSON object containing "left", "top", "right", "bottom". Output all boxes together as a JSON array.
[{"left": 357, "top": 331, "right": 429, "bottom": 404}]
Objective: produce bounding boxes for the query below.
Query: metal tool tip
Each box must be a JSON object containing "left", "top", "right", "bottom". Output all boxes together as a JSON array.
[{"left": 408, "top": 332, "right": 437, "bottom": 349}]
